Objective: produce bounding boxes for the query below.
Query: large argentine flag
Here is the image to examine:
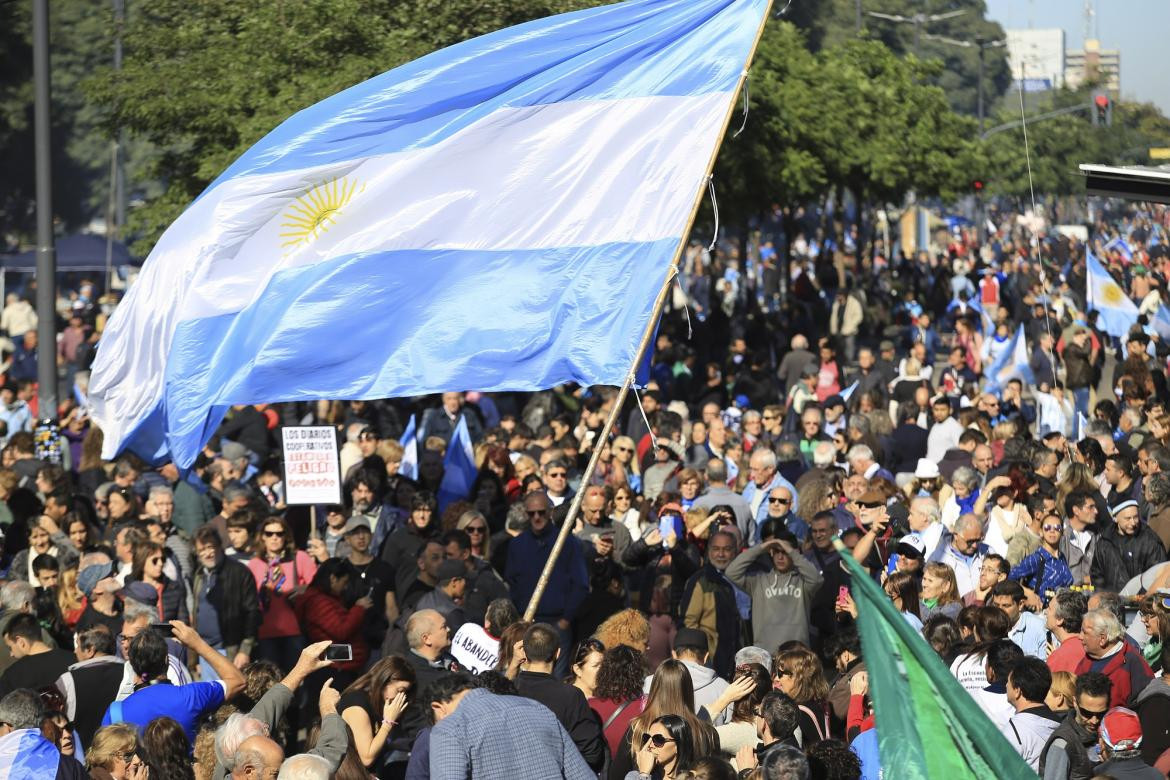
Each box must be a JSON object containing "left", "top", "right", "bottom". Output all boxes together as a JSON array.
[
  {"left": 89, "top": 0, "right": 770, "bottom": 467},
  {"left": 1085, "top": 249, "right": 1138, "bottom": 340}
]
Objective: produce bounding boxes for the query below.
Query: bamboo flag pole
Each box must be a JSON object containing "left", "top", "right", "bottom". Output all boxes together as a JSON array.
[{"left": 523, "top": 0, "right": 775, "bottom": 621}]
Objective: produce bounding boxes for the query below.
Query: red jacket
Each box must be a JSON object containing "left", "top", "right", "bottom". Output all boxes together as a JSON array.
[
  {"left": 293, "top": 587, "right": 369, "bottom": 672},
  {"left": 1074, "top": 641, "right": 1154, "bottom": 708}
]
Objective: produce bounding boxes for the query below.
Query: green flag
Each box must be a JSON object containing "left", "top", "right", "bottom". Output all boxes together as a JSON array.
[{"left": 833, "top": 539, "right": 1036, "bottom": 779}]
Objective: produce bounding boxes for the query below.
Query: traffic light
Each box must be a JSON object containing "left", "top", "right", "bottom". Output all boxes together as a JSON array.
[
  {"left": 973, "top": 179, "right": 984, "bottom": 192},
  {"left": 1093, "top": 92, "right": 1112, "bottom": 127}
]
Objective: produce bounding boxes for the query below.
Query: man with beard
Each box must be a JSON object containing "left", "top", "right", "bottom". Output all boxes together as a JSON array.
[{"left": 347, "top": 469, "right": 402, "bottom": 558}]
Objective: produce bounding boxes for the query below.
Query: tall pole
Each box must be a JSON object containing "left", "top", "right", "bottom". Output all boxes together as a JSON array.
[
  {"left": 105, "top": 0, "right": 125, "bottom": 293},
  {"left": 523, "top": 0, "right": 776, "bottom": 621},
  {"left": 855, "top": 0, "right": 862, "bottom": 34},
  {"left": 33, "top": 0, "right": 58, "bottom": 421},
  {"left": 977, "top": 41, "right": 986, "bottom": 134}
]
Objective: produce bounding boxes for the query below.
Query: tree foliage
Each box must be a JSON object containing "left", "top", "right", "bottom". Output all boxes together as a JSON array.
[
  {"left": 713, "top": 23, "right": 981, "bottom": 223},
  {"left": 981, "top": 88, "right": 1170, "bottom": 199}
]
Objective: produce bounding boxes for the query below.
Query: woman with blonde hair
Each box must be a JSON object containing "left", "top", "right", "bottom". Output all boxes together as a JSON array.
[
  {"left": 795, "top": 478, "right": 840, "bottom": 529},
  {"left": 57, "top": 565, "right": 85, "bottom": 629},
  {"left": 610, "top": 659, "right": 719, "bottom": 778},
  {"left": 1046, "top": 670, "right": 1076, "bottom": 713},
  {"left": 774, "top": 647, "right": 832, "bottom": 746},
  {"left": 455, "top": 510, "right": 492, "bottom": 560},
  {"left": 88, "top": 723, "right": 144, "bottom": 779},
  {"left": 920, "top": 562, "right": 962, "bottom": 622}
]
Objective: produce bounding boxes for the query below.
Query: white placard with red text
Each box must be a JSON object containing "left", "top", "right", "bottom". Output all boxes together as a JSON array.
[{"left": 282, "top": 426, "right": 342, "bottom": 505}]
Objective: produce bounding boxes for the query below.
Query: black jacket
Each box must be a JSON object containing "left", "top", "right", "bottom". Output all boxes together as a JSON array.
[
  {"left": 191, "top": 556, "right": 261, "bottom": 653},
  {"left": 1091, "top": 524, "right": 1166, "bottom": 592},
  {"left": 57, "top": 656, "right": 125, "bottom": 750},
  {"left": 514, "top": 670, "right": 606, "bottom": 771},
  {"left": 887, "top": 423, "right": 929, "bottom": 475},
  {"left": 1039, "top": 712, "right": 1097, "bottom": 780},
  {"left": 621, "top": 536, "right": 700, "bottom": 616}
]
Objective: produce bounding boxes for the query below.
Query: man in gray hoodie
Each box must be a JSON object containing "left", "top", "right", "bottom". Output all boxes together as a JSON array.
[
  {"left": 726, "top": 537, "right": 822, "bottom": 652},
  {"left": 641, "top": 628, "right": 729, "bottom": 716}
]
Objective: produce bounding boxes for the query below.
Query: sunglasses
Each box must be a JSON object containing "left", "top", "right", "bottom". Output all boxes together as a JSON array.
[
  {"left": 616, "top": 446, "right": 633, "bottom": 453},
  {"left": 263, "top": 530, "right": 284, "bottom": 537},
  {"left": 546, "top": 471, "right": 567, "bottom": 479},
  {"left": 466, "top": 526, "right": 487, "bottom": 534},
  {"left": 526, "top": 509, "right": 549, "bottom": 517},
  {"left": 639, "top": 733, "right": 675, "bottom": 748},
  {"left": 769, "top": 497, "right": 791, "bottom": 505},
  {"left": 1042, "top": 524, "right": 1062, "bottom": 532},
  {"left": 148, "top": 557, "right": 163, "bottom": 564},
  {"left": 858, "top": 501, "right": 883, "bottom": 509},
  {"left": 776, "top": 668, "right": 794, "bottom": 678},
  {"left": 1077, "top": 704, "right": 1108, "bottom": 721}
]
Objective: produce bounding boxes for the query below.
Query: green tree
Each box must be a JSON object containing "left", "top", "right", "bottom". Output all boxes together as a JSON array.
[
  {"left": 981, "top": 88, "right": 1170, "bottom": 199},
  {"left": 0, "top": 0, "right": 113, "bottom": 242},
  {"left": 713, "top": 24, "right": 982, "bottom": 227}
]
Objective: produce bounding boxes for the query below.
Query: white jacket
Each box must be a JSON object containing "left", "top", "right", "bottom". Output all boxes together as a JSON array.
[{"left": 1002, "top": 707, "right": 1062, "bottom": 770}]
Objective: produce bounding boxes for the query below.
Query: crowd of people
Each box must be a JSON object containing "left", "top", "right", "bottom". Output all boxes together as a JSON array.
[{"left": 0, "top": 199, "right": 1166, "bottom": 779}]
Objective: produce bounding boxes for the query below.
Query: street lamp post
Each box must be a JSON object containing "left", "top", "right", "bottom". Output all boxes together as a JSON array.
[
  {"left": 33, "top": 0, "right": 58, "bottom": 421},
  {"left": 867, "top": 9, "right": 966, "bottom": 58},
  {"left": 919, "top": 32, "right": 1006, "bottom": 133}
]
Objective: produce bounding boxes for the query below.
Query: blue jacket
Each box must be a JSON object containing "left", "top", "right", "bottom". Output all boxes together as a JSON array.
[{"left": 505, "top": 525, "right": 589, "bottom": 621}]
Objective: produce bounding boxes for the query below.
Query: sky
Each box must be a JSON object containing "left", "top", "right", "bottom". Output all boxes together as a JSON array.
[{"left": 985, "top": 0, "right": 1170, "bottom": 116}]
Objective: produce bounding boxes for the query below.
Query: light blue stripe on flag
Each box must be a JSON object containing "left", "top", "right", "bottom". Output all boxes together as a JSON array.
[
  {"left": 399, "top": 414, "right": 419, "bottom": 482},
  {"left": 438, "top": 417, "right": 477, "bottom": 512},
  {"left": 89, "top": 0, "right": 770, "bottom": 467},
  {"left": 1085, "top": 249, "right": 1139, "bottom": 340}
]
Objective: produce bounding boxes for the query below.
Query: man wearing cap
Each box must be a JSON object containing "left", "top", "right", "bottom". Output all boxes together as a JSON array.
[
  {"left": 73, "top": 562, "right": 122, "bottom": 638},
  {"left": 641, "top": 628, "right": 729, "bottom": 716},
  {"left": 1091, "top": 501, "right": 1165, "bottom": 593},
  {"left": 415, "top": 559, "right": 468, "bottom": 631},
  {"left": 190, "top": 526, "right": 261, "bottom": 677},
  {"left": 926, "top": 395, "right": 963, "bottom": 464},
  {"left": 1094, "top": 707, "right": 1164, "bottom": 779},
  {"left": 821, "top": 395, "right": 848, "bottom": 438},
  {"left": 726, "top": 537, "right": 822, "bottom": 652}
]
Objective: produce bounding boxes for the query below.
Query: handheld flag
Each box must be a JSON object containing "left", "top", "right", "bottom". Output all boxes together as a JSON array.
[
  {"left": 983, "top": 324, "right": 1034, "bottom": 394},
  {"left": 1152, "top": 305, "right": 1170, "bottom": 343},
  {"left": 89, "top": 0, "right": 770, "bottom": 467},
  {"left": 840, "top": 380, "right": 860, "bottom": 402},
  {"left": 1086, "top": 250, "right": 1139, "bottom": 340},
  {"left": 833, "top": 540, "right": 1036, "bottom": 779},
  {"left": 1104, "top": 236, "right": 1133, "bottom": 262},
  {"left": 437, "top": 417, "right": 477, "bottom": 512},
  {"left": 399, "top": 415, "right": 420, "bottom": 482}
]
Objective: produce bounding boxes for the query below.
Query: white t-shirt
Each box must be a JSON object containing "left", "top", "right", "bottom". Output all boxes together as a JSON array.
[
  {"left": 950, "top": 652, "right": 988, "bottom": 694},
  {"left": 450, "top": 623, "right": 500, "bottom": 674}
]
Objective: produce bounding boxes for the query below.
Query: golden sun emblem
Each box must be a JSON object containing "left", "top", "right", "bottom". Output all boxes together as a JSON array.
[
  {"left": 1102, "top": 283, "right": 1124, "bottom": 305},
  {"left": 279, "top": 177, "right": 365, "bottom": 250}
]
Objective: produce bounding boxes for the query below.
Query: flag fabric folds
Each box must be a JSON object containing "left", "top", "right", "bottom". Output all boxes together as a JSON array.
[
  {"left": 88, "top": 0, "right": 769, "bottom": 467},
  {"left": 984, "top": 324, "right": 1034, "bottom": 394},
  {"left": 833, "top": 540, "right": 1036, "bottom": 779},
  {"left": 437, "top": 417, "right": 477, "bottom": 512},
  {"left": 399, "top": 414, "right": 420, "bottom": 482},
  {"left": 1086, "top": 249, "right": 1139, "bottom": 340}
]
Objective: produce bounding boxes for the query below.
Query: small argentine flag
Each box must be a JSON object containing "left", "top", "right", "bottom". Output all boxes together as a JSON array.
[
  {"left": 1085, "top": 250, "right": 1138, "bottom": 340},
  {"left": 88, "top": 0, "right": 771, "bottom": 467}
]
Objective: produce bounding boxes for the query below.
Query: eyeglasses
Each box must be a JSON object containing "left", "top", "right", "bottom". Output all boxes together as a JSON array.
[
  {"left": 1041, "top": 524, "right": 1062, "bottom": 533},
  {"left": 958, "top": 535, "right": 983, "bottom": 546},
  {"left": 616, "top": 446, "right": 633, "bottom": 453},
  {"left": 776, "top": 668, "right": 794, "bottom": 678},
  {"left": 1076, "top": 704, "right": 1108, "bottom": 721},
  {"left": 639, "top": 733, "right": 676, "bottom": 748},
  {"left": 466, "top": 526, "right": 487, "bottom": 534},
  {"left": 526, "top": 509, "right": 549, "bottom": 517},
  {"left": 263, "top": 530, "right": 284, "bottom": 538},
  {"left": 545, "top": 471, "right": 566, "bottom": 479},
  {"left": 769, "top": 497, "right": 791, "bottom": 505}
]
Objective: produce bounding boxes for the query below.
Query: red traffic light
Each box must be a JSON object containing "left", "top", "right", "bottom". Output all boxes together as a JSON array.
[
  {"left": 1094, "top": 94, "right": 1110, "bottom": 109},
  {"left": 973, "top": 180, "right": 984, "bottom": 191}
]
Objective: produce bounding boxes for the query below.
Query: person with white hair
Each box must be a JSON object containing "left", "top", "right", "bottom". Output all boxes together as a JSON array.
[
  {"left": 1076, "top": 609, "right": 1154, "bottom": 708},
  {"left": 277, "top": 753, "right": 332, "bottom": 780},
  {"left": 846, "top": 445, "right": 893, "bottom": 483},
  {"left": 740, "top": 448, "right": 799, "bottom": 543},
  {"left": 209, "top": 640, "right": 348, "bottom": 780}
]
